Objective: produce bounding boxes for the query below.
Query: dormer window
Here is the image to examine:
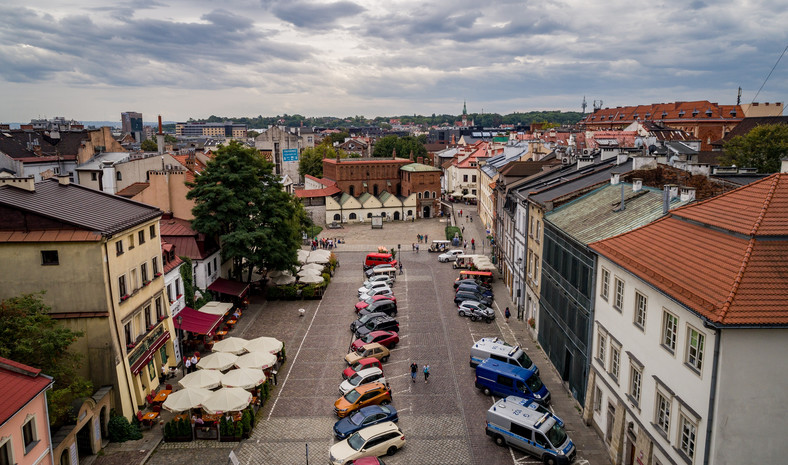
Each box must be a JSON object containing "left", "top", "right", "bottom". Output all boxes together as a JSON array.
[
  {"left": 645, "top": 113, "right": 651, "bottom": 118},
  {"left": 633, "top": 113, "right": 639, "bottom": 118},
  {"left": 679, "top": 110, "right": 685, "bottom": 117},
  {"left": 662, "top": 111, "right": 668, "bottom": 118},
  {"left": 692, "top": 109, "right": 699, "bottom": 117},
  {"left": 619, "top": 114, "right": 625, "bottom": 119},
  {"left": 730, "top": 109, "right": 737, "bottom": 116},
  {"left": 706, "top": 109, "right": 713, "bottom": 117}
]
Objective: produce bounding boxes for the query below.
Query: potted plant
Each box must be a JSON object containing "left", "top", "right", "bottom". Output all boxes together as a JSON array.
[
  {"left": 147, "top": 324, "right": 154, "bottom": 331},
  {"left": 158, "top": 314, "right": 167, "bottom": 321},
  {"left": 121, "top": 294, "right": 129, "bottom": 301},
  {"left": 528, "top": 318, "right": 536, "bottom": 329},
  {"left": 126, "top": 343, "right": 136, "bottom": 350},
  {"left": 154, "top": 272, "right": 162, "bottom": 277}
]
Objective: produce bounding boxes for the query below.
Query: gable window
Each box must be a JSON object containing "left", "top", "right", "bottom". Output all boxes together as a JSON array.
[
  {"left": 150, "top": 225, "right": 156, "bottom": 238},
  {"left": 138, "top": 230, "right": 145, "bottom": 244},
  {"left": 116, "top": 240, "right": 124, "bottom": 256},
  {"left": 613, "top": 278, "right": 624, "bottom": 310},
  {"left": 600, "top": 268, "right": 610, "bottom": 300},
  {"left": 662, "top": 310, "right": 679, "bottom": 353},
  {"left": 655, "top": 391, "right": 671, "bottom": 435},
  {"left": 41, "top": 250, "right": 59, "bottom": 266},
  {"left": 686, "top": 326, "right": 705, "bottom": 372},
  {"left": 679, "top": 413, "right": 697, "bottom": 459},
  {"left": 22, "top": 414, "right": 39, "bottom": 453},
  {"left": 634, "top": 292, "right": 647, "bottom": 329}
]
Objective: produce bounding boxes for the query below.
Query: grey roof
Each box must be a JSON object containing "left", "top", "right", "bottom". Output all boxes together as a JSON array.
[
  {"left": 665, "top": 141, "right": 697, "bottom": 155},
  {"left": 0, "top": 178, "right": 162, "bottom": 236},
  {"left": 546, "top": 183, "right": 690, "bottom": 244},
  {"left": 75, "top": 152, "right": 130, "bottom": 170},
  {"left": 529, "top": 159, "right": 635, "bottom": 206}
]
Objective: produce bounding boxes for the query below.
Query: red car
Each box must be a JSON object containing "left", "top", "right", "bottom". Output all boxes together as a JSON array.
[
  {"left": 355, "top": 294, "right": 397, "bottom": 313},
  {"left": 350, "top": 331, "right": 399, "bottom": 351},
  {"left": 342, "top": 357, "right": 383, "bottom": 380}
]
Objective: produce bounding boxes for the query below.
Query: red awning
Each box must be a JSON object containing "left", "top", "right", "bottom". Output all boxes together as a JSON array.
[
  {"left": 207, "top": 278, "right": 249, "bottom": 299},
  {"left": 130, "top": 331, "right": 171, "bottom": 375},
  {"left": 173, "top": 307, "right": 223, "bottom": 335}
]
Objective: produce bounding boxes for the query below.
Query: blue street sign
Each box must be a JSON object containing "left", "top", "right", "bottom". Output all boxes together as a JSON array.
[{"left": 282, "top": 148, "right": 298, "bottom": 162}]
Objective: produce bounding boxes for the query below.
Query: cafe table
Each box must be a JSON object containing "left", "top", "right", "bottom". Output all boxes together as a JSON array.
[{"left": 152, "top": 390, "right": 172, "bottom": 404}]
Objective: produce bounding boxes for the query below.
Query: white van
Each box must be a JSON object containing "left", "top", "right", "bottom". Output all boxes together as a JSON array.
[
  {"left": 371, "top": 266, "right": 397, "bottom": 282},
  {"left": 469, "top": 337, "right": 538, "bottom": 374},
  {"left": 486, "top": 396, "right": 576, "bottom": 464}
]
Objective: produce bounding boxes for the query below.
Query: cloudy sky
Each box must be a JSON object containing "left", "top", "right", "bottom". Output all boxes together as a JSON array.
[{"left": 1, "top": 0, "right": 787, "bottom": 123}]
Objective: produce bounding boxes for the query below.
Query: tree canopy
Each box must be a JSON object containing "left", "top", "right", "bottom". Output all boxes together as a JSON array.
[
  {"left": 372, "top": 135, "right": 427, "bottom": 160},
  {"left": 187, "top": 141, "right": 308, "bottom": 280},
  {"left": 0, "top": 293, "right": 92, "bottom": 427},
  {"left": 721, "top": 124, "right": 788, "bottom": 173},
  {"left": 299, "top": 144, "right": 353, "bottom": 178},
  {"left": 140, "top": 138, "right": 158, "bottom": 151}
]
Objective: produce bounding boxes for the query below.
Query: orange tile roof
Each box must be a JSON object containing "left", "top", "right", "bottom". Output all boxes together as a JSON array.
[{"left": 590, "top": 173, "right": 788, "bottom": 326}]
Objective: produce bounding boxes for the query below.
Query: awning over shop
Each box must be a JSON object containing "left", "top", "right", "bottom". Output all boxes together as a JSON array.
[
  {"left": 173, "top": 307, "right": 223, "bottom": 336},
  {"left": 130, "top": 331, "right": 171, "bottom": 374},
  {"left": 207, "top": 278, "right": 249, "bottom": 299}
]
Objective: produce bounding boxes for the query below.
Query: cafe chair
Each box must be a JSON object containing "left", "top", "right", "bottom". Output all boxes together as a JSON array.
[{"left": 166, "top": 384, "right": 173, "bottom": 391}]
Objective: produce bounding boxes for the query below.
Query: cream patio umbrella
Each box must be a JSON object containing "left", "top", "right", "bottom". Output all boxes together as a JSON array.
[
  {"left": 297, "top": 249, "right": 310, "bottom": 264},
  {"left": 271, "top": 274, "right": 296, "bottom": 286},
  {"left": 220, "top": 368, "right": 267, "bottom": 390},
  {"left": 196, "top": 352, "right": 239, "bottom": 371},
  {"left": 201, "top": 387, "right": 253, "bottom": 414},
  {"left": 297, "top": 268, "right": 322, "bottom": 278},
  {"left": 307, "top": 249, "right": 331, "bottom": 264},
  {"left": 298, "top": 273, "right": 324, "bottom": 284},
  {"left": 235, "top": 351, "right": 277, "bottom": 370},
  {"left": 211, "top": 336, "right": 249, "bottom": 355},
  {"left": 300, "top": 263, "right": 325, "bottom": 272},
  {"left": 178, "top": 369, "right": 223, "bottom": 390},
  {"left": 198, "top": 301, "right": 233, "bottom": 316},
  {"left": 244, "top": 336, "right": 283, "bottom": 355},
  {"left": 162, "top": 387, "right": 212, "bottom": 413}
]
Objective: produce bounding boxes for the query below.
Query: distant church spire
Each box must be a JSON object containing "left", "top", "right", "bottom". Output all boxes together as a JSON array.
[{"left": 462, "top": 100, "right": 467, "bottom": 115}]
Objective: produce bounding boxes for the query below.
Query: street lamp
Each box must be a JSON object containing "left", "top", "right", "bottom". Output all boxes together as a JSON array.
[{"left": 176, "top": 315, "right": 184, "bottom": 376}]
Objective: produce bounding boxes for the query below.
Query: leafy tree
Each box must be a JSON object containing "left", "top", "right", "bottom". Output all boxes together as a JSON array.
[
  {"left": 164, "top": 134, "right": 178, "bottom": 143},
  {"left": 298, "top": 147, "right": 326, "bottom": 178},
  {"left": 247, "top": 130, "right": 260, "bottom": 139},
  {"left": 187, "top": 141, "right": 307, "bottom": 281},
  {"left": 372, "top": 135, "right": 427, "bottom": 160},
  {"left": 721, "top": 123, "right": 788, "bottom": 173},
  {"left": 326, "top": 131, "right": 350, "bottom": 145},
  {"left": 0, "top": 293, "right": 93, "bottom": 427},
  {"left": 140, "top": 138, "right": 158, "bottom": 151}
]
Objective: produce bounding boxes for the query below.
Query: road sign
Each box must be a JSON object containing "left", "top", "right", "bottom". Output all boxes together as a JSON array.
[{"left": 282, "top": 148, "right": 298, "bottom": 162}]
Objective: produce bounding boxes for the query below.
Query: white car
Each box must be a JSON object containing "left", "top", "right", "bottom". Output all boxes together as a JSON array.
[
  {"left": 358, "top": 281, "right": 390, "bottom": 296},
  {"left": 362, "top": 275, "right": 393, "bottom": 288},
  {"left": 329, "top": 421, "right": 405, "bottom": 465},
  {"left": 339, "top": 367, "right": 387, "bottom": 395},
  {"left": 358, "top": 286, "right": 393, "bottom": 300},
  {"left": 438, "top": 249, "right": 464, "bottom": 262}
]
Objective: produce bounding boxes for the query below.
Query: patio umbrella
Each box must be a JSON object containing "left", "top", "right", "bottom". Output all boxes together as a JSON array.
[
  {"left": 300, "top": 263, "right": 325, "bottom": 272},
  {"left": 201, "top": 387, "right": 253, "bottom": 414},
  {"left": 198, "top": 301, "right": 233, "bottom": 316},
  {"left": 211, "top": 336, "right": 249, "bottom": 355},
  {"left": 220, "top": 368, "right": 267, "bottom": 390},
  {"left": 297, "top": 268, "right": 322, "bottom": 278},
  {"left": 271, "top": 274, "right": 296, "bottom": 286},
  {"left": 244, "top": 336, "right": 283, "bottom": 355},
  {"left": 178, "top": 369, "right": 223, "bottom": 390},
  {"left": 162, "top": 387, "right": 212, "bottom": 413},
  {"left": 196, "top": 352, "right": 239, "bottom": 371},
  {"left": 268, "top": 270, "right": 284, "bottom": 278},
  {"left": 298, "top": 273, "right": 324, "bottom": 284},
  {"left": 307, "top": 250, "right": 331, "bottom": 264},
  {"left": 451, "top": 190, "right": 463, "bottom": 197},
  {"left": 297, "top": 249, "right": 310, "bottom": 264},
  {"left": 235, "top": 351, "right": 277, "bottom": 370},
  {"left": 463, "top": 193, "right": 477, "bottom": 199}
]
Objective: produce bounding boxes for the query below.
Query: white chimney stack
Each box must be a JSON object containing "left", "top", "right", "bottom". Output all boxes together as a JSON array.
[
  {"left": 680, "top": 186, "right": 696, "bottom": 202},
  {"left": 632, "top": 178, "right": 642, "bottom": 192},
  {"left": 616, "top": 153, "right": 629, "bottom": 165},
  {"left": 668, "top": 184, "right": 679, "bottom": 200},
  {"left": 610, "top": 173, "right": 620, "bottom": 185}
]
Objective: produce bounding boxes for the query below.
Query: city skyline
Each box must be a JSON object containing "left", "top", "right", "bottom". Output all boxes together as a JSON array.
[{"left": 1, "top": 0, "right": 786, "bottom": 123}]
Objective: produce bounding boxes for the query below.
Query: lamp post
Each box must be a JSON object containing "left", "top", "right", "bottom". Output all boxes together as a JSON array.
[{"left": 176, "top": 315, "right": 185, "bottom": 376}]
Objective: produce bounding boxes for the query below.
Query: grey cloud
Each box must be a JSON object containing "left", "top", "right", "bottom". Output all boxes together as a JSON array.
[{"left": 267, "top": 0, "right": 366, "bottom": 29}]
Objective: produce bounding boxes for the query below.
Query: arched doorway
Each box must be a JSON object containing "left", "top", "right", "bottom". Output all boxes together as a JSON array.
[
  {"left": 349, "top": 185, "right": 355, "bottom": 196},
  {"left": 423, "top": 206, "right": 431, "bottom": 218},
  {"left": 349, "top": 213, "right": 357, "bottom": 220},
  {"left": 373, "top": 184, "right": 379, "bottom": 196},
  {"left": 60, "top": 449, "right": 70, "bottom": 465},
  {"left": 393, "top": 211, "right": 400, "bottom": 220}
]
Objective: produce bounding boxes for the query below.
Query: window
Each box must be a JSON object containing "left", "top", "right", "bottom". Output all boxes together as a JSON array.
[
  {"left": 634, "top": 292, "right": 647, "bottom": 329},
  {"left": 150, "top": 224, "right": 156, "bottom": 238},
  {"left": 155, "top": 297, "right": 163, "bottom": 319},
  {"left": 679, "top": 414, "right": 697, "bottom": 459},
  {"left": 662, "top": 310, "right": 679, "bottom": 353},
  {"left": 597, "top": 331, "right": 607, "bottom": 362},
  {"left": 535, "top": 220, "right": 541, "bottom": 242},
  {"left": 175, "top": 278, "right": 181, "bottom": 296},
  {"left": 629, "top": 364, "right": 642, "bottom": 405},
  {"left": 116, "top": 240, "right": 124, "bottom": 256},
  {"left": 138, "top": 230, "right": 145, "bottom": 245},
  {"left": 334, "top": 214, "right": 341, "bottom": 221},
  {"left": 144, "top": 305, "right": 152, "bottom": 328},
  {"left": 600, "top": 268, "right": 610, "bottom": 300},
  {"left": 533, "top": 254, "right": 540, "bottom": 283},
  {"left": 686, "top": 326, "right": 705, "bottom": 372},
  {"left": 128, "top": 234, "right": 135, "bottom": 250},
  {"left": 529, "top": 217, "right": 535, "bottom": 237},
  {"left": 116, "top": 171, "right": 122, "bottom": 181},
  {"left": 349, "top": 213, "right": 357, "bottom": 220},
  {"left": 594, "top": 387, "right": 602, "bottom": 413},
  {"left": 463, "top": 175, "right": 468, "bottom": 182},
  {"left": 118, "top": 275, "right": 127, "bottom": 297},
  {"left": 655, "top": 391, "right": 671, "bottom": 434},
  {"left": 41, "top": 250, "right": 59, "bottom": 265},
  {"left": 207, "top": 262, "right": 212, "bottom": 276},
  {"left": 613, "top": 278, "right": 624, "bottom": 310},
  {"left": 91, "top": 172, "right": 98, "bottom": 181},
  {"left": 124, "top": 322, "right": 132, "bottom": 346},
  {"left": 0, "top": 438, "right": 12, "bottom": 465},
  {"left": 141, "top": 263, "right": 148, "bottom": 283},
  {"left": 22, "top": 415, "right": 38, "bottom": 452},
  {"left": 152, "top": 257, "right": 159, "bottom": 275},
  {"left": 472, "top": 175, "right": 477, "bottom": 182},
  {"left": 610, "top": 343, "right": 621, "bottom": 381},
  {"left": 167, "top": 284, "right": 173, "bottom": 302}
]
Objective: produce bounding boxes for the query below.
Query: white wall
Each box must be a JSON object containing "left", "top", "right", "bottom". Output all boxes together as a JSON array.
[{"left": 193, "top": 250, "right": 221, "bottom": 290}]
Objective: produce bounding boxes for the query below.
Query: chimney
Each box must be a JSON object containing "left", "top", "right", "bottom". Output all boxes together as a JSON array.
[
  {"left": 417, "top": 156, "right": 424, "bottom": 164},
  {"left": 610, "top": 172, "right": 620, "bottom": 185},
  {"left": 157, "top": 115, "right": 165, "bottom": 155},
  {"left": 576, "top": 155, "right": 594, "bottom": 169},
  {"left": 680, "top": 186, "right": 696, "bottom": 202},
  {"left": 392, "top": 148, "right": 396, "bottom": 160},
  {"left": 57, "top": 174, "right": 70, "bottom": 186},
  {"left": 668, "top": 184, "right": 679, "bottom": 200},
  {"left": 0, "top": 176, "right": 36, "bottom": 192},
  {"left": 663, "top": 185, "right": 670, "bottom": 215},
  {"left": 616, "top": 153, "right": 628, "bottom": 165},
  {"left": 782, "top": 159, "right": 788, "bottom": 173},
  {"left": 632, "top": 178, "right": 642, "bottom": 192}
]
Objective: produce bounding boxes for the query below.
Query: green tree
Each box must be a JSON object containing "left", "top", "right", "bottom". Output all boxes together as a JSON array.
[
  {"left": 247, "top": 130, "right": 260, "bottom": 139},
  {"left": 187, "top": 141, "right": 307, "bottom": 281},
  {"left": 0, "top": 293, "right": 93, "bottom": 427},
  {"left": 140, "top": 138, "right": 158, "bottom": 151},
  {"left": 721, "top": 124, "right": 788, "bottom": 173},
  {"left": 372, "top": 135, "right": 427, "bottom": 160},
  {"left": 164, "top": 134, "right": 177, "bottom": 143},
  {"left": 327, "top": 131, "right": 350, "bottom": 145},
  {"left": 298, "top": 147, "right": 326, "bottom": 178}
]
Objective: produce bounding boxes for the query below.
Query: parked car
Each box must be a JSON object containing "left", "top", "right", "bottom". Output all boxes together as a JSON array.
[
  {"left": 333, "top": 405, "right": 399, "bottom": 439},
  {"left": 334, "top": 382, "right": 392, "bottom": 418},
  {"left": 358, "top": 281, "right": 390, "bottom": 296},
  {"left": 453, "top": 278, "right": 492, "bottom": 290},
  {"left": 329, "top": 421, "right": 405, "bottom": 465},
  {"left": 358, "top": 299, "right": 398, "bottom": 318},
  {"left": 363, "top": 275, "right": 393, "bottom": 287},
  {"left": 339, "top": 367, "right": 388, "bottom": 395},
  {"left": 358, "top": 286, "right": 394, "bottom": 300},
  {"left": 438, "top": 249, "right": 464, "bottom": 262},
  {"left": 458, "top": 301, "right": 495, "bottom": 323},
  {"left": 345, "top": 343, "right": 391, "bottom": 366},
  {"left": 364, "top": 264, "right": 398, "bottom": 279},
  {"left": 355, "top": 316, "right": 399, "bottom": 339},
  {"left": 454, "top": 290, "right": 492, "bottom": 306},
  {"left": 355, "top": 294, "right": 397, "bottom": 313},
  {"left": 351, "top": 312, "right": 387, "bottom": 333},
  {"left": 456, "top": 283, "right": 494, "bottom": 297},
  {"left": 343, "top": 357, "right": 383, "bottom": 380},
  {"left": 350, "top": 331, "right": 399, "bottom": 351}
]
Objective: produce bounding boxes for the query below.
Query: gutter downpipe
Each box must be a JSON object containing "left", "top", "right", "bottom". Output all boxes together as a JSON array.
[{"left": 702, "top": 320, "right": 721, "bottom": 465}]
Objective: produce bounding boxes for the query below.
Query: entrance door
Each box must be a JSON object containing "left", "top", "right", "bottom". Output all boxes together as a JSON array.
[
  {"left": 562, "top": 348, "right": 573, "bottom": 382},
  {"left": 393, "top": 211, "right": 400, "bottom": 220},
  {"left": 606, "top": 404, "right": 616, "bottom": 443},
  {"left": 423, "top": 206, "right": 431, "bottom": 218}
]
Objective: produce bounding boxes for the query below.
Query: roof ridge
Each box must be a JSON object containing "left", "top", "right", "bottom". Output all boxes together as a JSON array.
[
  {"left": 748, "top": 173, "right": 781, "bottom": 236},
  {"left": 717, "top": 236, "right": 756, "bottom": 322}
]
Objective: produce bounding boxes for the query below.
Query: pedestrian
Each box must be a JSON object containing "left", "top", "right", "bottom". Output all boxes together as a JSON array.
[
  {"left": 471, "top": 238, "right": 475, "bottom": 248},
  {"left": 462, "top": 225, "right": 465, "bottom": 234},
  {"left": 423, "top": 364, "right": 430, "bottom": 383},
  {"left": 184, "top": 357, "right": 192, "bottom": 373},
  {"left": 191, "top": 353, "right": 199, "bottom": 371},
  {"left": 412, "top": 243, "right": 415, "bottom": 251},
  {"left": 463, "top": 240, "right": 467, "bottom": 249},
  {"left": 425, "top": 234, "right": 428, "bottom": 243},
  {"left": 505, "top": 307, "right": 511, "bottom": 323},
  {"left": 459, "top": 209, "right": 463, "bottom": 216},
  {"left": 416, "top": 244, "right": 419, "bottom": 253},
  {"left": 410, "top": 362, "right": 418, "bottom": 383},
  {"left": 399, "top": 262, "right": 403, "bottom": 275}
]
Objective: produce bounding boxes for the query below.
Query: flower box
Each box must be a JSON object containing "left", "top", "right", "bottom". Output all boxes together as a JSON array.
[
  {"left": 143, "top": 281, "right": 151, "bottom": 286},
  {"left": 121, "top": 295, "right": 129, "bottom": 301},
  {"left": 158, "top": 315, "right": 167, "bottom": 321},
  {"left": 154, "top": 272, "right": 162, "bottom": 277},
  {"left": 127, "top": 343, "right": 136, "bottom": 350},
  {"left": 147, "top": 325, "right": 155, "bottom": 331}
]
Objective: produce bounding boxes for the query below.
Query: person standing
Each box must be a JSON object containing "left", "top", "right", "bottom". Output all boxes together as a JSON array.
[
  {"left": 424, "top": 234, "right": 428, "bottom": 243},
  {"left": 184, "top": 357, "right": 192, "bottom": 373},
  {"left": 410, "top": 362, "right": 418, "bottom": 383},
  {"left": 505, "top": 307, "right": 511, "bottom": 323},
  {"left": 399, "top": 262, "right": 403, "bottom": 275},
  {"left": 423, "top": 364, "right": 430, "bottom": 383}
]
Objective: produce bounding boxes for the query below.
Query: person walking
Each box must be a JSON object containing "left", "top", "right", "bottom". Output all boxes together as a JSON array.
[
  {"left": 424, "top": 234, "right": 428, "bottom": 243},
  {"left": 423, "top": 364, "right": 430, "bottom": 383},
  {"left": 505, "top": 307, "right": 511, "bottom": 323},
  {"left": 184, "top": 357, "right": 192, "bottom": 373},
  {"left": 410, "top": 362, "right": 418, "bottom": 383},
  {"left": 399, "top": 262, "right": 403, "bottom": 275}
]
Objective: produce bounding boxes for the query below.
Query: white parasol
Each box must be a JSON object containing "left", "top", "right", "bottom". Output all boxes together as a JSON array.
[
  {"left": 244, "top": 336, "right": 283, "bottom": 354},
  {"left": 220, "top": 368, "right": 267, "bottom": 389},
  {"left": 306, "top": 249, "right": 331, "bottom": 264},
  {"left": 463, "top": 193, "right": 478, "bottom": 199},
  {"left": 298, "top": 273, "right": 324, "bottom": 284},
  {"left": 297, "top": 249, "right": 310, "bottom": 264},
  {"left": 196, "top": 352, "right": 239, "bottom": 371},
  {"left": 297, "top": 268, "right": 322, "bottom": 278},
  {"left": 198, "top": 301, "right": 233, "bottom": 316},
  {"left": 200, "top": 387, "right": 252, "bottom": 414},
  {"left": 178, "top": 369, "right": 223, "bottom": 390},
  {"left": 211, "top": 336, "right": 249, "bottom": 355},
  {"left": 162, "top": 387, "right": 212, "bottom": 413},
  {"left": 300, "top": 263, "right": 325, "bottom": 272},
  {"left": 271, "top": 274, "right": 296, "bottom": 286},
  {"left": 235, "top": 351, "right": 278, "bottom": 370}
]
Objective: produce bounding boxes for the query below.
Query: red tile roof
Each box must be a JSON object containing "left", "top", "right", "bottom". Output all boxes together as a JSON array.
[
  {"left": 590, "top": 173, "right": 788, "bottom": 325},
  {"left": 580, "top": 100, "right": 743, "bottom": 124},
  {"left": 116, "top": 182, "right": 150, "bottom": 198},
  {"left": 294, "top": 186, "right": 341, "bottom": 198},
  {"left": 0, "top": 357, "right": 53, "bottom": 426}
]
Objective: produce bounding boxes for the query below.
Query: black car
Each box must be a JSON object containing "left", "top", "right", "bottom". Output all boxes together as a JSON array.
[
  {"left": 454, "top": 290, "right": 492, "bottom": 306},
  {"left": 455, "top": 283, "right": 493, "bottom": 298},
  {"left": 359, "top": 299, "right": 398, "bottom": 318},
  {"left": 453, "top": 278, "right": 492, "bottom": 290},
  {"left": 354, "top": 316, "right": 399, "bottom": 338},
  {"left": 350, "top": 312, "right": 388, "bottom": 333}
]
